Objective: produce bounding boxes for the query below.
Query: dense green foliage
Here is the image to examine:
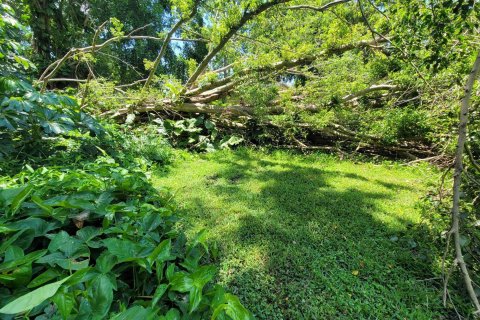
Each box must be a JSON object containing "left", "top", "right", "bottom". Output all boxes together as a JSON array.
[
  {"left": 2, "top": 0, "right": 480, "bottom": 317},
  {"left": 0, "top": 156, "right": 250, "bottom": 319},
  {"left": 161, "top": 116, "right": 244, "bottom": 152},
  {"left": 0, "top": 6, "right": 250, "bottom": 319}
]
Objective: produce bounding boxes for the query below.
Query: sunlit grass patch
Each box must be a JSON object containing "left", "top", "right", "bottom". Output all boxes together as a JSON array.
[{"left": 154, "top": 148, "right": 443, "bottom": 319}]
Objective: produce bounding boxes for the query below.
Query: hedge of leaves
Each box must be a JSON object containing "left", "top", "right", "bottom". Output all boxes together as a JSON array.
[{"left": 0, "top": 157, "right": 251, "bottom": 319}]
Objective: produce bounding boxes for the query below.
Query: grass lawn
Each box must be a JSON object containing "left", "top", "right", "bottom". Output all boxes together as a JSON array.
[{"left": 153, "top": 148, "right": 445, "bottom": 319}]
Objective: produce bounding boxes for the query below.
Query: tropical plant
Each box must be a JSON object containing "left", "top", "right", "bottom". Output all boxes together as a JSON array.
[
  {"left": 159, "top": 116, "right": 244, "bottom": 152},
  {"left": 0, "top": 156, "right": 251, "bottom": 319}
]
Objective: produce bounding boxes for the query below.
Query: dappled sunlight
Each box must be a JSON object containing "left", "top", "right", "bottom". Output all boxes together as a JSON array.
[{"left": 155, "top": 149, "right": 443, "bottom": 319}]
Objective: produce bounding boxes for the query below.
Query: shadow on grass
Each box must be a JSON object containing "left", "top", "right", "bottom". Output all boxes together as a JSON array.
[{"left": 173, "top": 151, "right": 446, "bottom": 319}]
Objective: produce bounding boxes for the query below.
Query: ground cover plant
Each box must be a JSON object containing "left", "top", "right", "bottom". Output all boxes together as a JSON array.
[
  {"left": 0, "top": 154, "right": 252, "bottom": 319},
  {"left": 154, "top": 149, "right": 450, "bottom": 319}
]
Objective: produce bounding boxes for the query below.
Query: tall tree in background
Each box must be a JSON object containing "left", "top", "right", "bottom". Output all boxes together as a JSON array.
[{"left": 15, "top": 0, "right": 208, "bottom": 84}]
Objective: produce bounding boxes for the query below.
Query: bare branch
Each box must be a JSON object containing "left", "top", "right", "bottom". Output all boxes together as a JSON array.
[
  {"left": 341, "top": 84, "right": 399, "bottom": 102},
  {"left": 48, "top": 78, "right": 88, "bottom": 83},
  {"left": 144, "top": 1, "right": 200, "bottom": 88},
  {"left": 185, "top": 0, "right": 293, "bottom": 87},
  {"left": 285, "top": 0, "right": 351, "bottom": 12},
  {"left": 449, "top": 50, "right": 480, "bottom": 315}
]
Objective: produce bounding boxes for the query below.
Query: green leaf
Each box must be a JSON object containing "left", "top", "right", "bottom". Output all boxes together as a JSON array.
[
  {"left": 191, "top": 265, "right": 216, "bottom": 289},
  {"left": 52, "top": 289, "right": 75, "bottom": 319},
  {"left": 166, "top": 263, "right": 175, "bottom": 281},
  {"left": 162, "top": 308, "right": 181, "bottom": 320},
  {"left": 0, "top": 249, "right": 47, "bottom": 273},
  {"left": 0, "top": 229, "right": 26, "bottom": 254},
  {"left": 0, "top": 274, "right": 72, "bottom": 314},
  {"left": 76, "top": 226, "right": 103, "bottom": 244},
  {"left": 4, "top": 245, "right": 23, "bottom": 262},
  {"left": 103, "top": 238, "right": 144, "bottom": 261},
  {"left": 189, "top": 285, "right": 202, "bottom": 313},
  {"left": 31, "top": 195, "right": 53, "bottom": 214},
  {"left": 96, "top": 252, "right": 117, "bottom": 274},
  {"left": 27, "top": 269, "right": 60, "bottom": 288},
  {"left": 111, "top": 306, "right": 158, "bottom": 320},
  {"left": 2, "top": 184, "right": 34, "bottom": 216},
  {"left": 0, "top": 264, "right": 32, "bottom": 288},
  {"left": 8, "top": 217, "right": 58, "bottom": 237},
  {"left": 212, "top": 289, "right": 252, "bottom": 320},
  {"left": 169, "top": 272, "right": 193, "bottom": 292},
  {"left": 147, "top": 239, "right": 171, "bottom": 266},
  {"left": 151, "top": 284, "right": 169, "bottom": 306},
  {"left": 48, "top": 230, "right": 89, "bottom": 257},
  {"left": 188, "top": 229, "right": 209, "bottom": 253},
  {"left": 88, "top": 274, "right": 115, "bottom": 318}
]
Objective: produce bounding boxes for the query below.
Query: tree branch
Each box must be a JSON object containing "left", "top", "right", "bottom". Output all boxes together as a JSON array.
[
  {"left": 144, "top": 2, "right": 199, "bottom": 88},
  {"left": 285, "top": 0, "right": 351, "bottom": 12},
  {"left": 185, "top": 0, "right": 292, "bottom": 87},
  {"left": 449, "top": 50, "right": 480, "bottom": 316},
  {"left": 341, "top": 84, "right": 399, "bottom": 102}
]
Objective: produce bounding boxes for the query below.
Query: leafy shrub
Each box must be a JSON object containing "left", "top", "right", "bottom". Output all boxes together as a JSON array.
[
  {"left": 0, "top": 77, "right": 104, "bottom": 156},
  {"left": 0, "top": 156, "right": 251, "bottom": 319},
  {"left": 367, "top": 107, "right": 432, "bottom": 144},
  {"left": 104, "top": 124, "right": 174, "bottom": 166},
  {"left": 0, "top": 4, "right": 34, "bottom": 77},
  {"left": 0, "top": 4, "right": 103, "bottom": 158},
  {"left": 159, "top": 116, "right": 243, "bottom": 152}
]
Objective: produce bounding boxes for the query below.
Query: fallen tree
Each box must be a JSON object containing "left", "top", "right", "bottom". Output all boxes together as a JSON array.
[{"left": 37, "top": 0, "right": 432, "bottom": 160}]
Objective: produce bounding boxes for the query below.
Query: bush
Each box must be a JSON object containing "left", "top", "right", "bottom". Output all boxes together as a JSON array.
[
  {"left": 367, "top": 107, "right": 432, "bottom": 144},
  {"left": 0, "top": 157, "right": 251, "bottom": 319}
]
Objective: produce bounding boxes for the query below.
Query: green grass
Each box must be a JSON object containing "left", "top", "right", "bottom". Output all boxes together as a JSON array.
[{"left": 153, "top": 148, "right": 445, "bottom": 319}]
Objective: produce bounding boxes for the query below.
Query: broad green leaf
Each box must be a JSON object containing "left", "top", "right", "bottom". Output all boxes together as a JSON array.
[
  {"left": 27, "top": 269, "right": 60, "bottom": 288},
  {"left": 76, "top": 226, "right": 103, "bottom": 245},
  {"left": 111, "top": 306, "right": 158, "bottom": 320},
  {"left": 1, "top": 184, "right": 33, "bottom": 216},
  {"left": 189, "top": 285, "right": 202, "bottom": 313},
  {"left": 52, "top": 289, "right": 75, "bottom": 319},
  {"left": 161, "top": 308, "right": 181, "bottom": 320},
  {"left": 96, "top": 252, "right": 117, "bottom": 274},
  {"left": 151, "top": 284, "right": 169, "bottom": 306},
  {"left": 169, "top": 272, "right": 193, "bottom": 292},
  {"left": 48, "top": 230, "right": 89, "bottom": 257},
  {"left": 8, "top": 217, "right": 58, "bottom": 237},
  {"left": 191, "top": 265, "right": 216, "bottom": 289},
  {"left": 166, "top": 263, "right": 175, "bottom": 281},
  {"left": 0, "top": 249, "right": 47, "bottom": 273},
  {"left": 0, "top": 264, "right": 32, "bottom": 288},
  {"left": 10, "top": 184, "right": 34, "bottom": 216},
  {"left": 0, "top": 229, "right": 26, "bottom": 254},
  {"left": 0, "top": 274, "right": 72, "bottom": 314},
  {"left": 188, "top": 229, "right": 208, "bottom": 253},
  {"left": 4, "top": 245, "right": 23, "bottom": 262},
  {"left": 147, "top": 239, "right": 171, "bottom": 266},
  {"left": 88, "top": 274, "right": 115, "bottom": 318},
  {"left": 103, "top": 238, "right": 144, "bottom": 261},
  {"left": 31, "top": 195, "right": 53, "bottom": 214},
  {"left": 212, "top": 292, "right": 252, "bottom": 320}
]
